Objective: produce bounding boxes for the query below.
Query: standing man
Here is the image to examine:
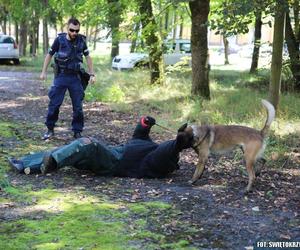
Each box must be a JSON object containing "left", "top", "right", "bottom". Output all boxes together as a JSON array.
[{"left": 40, "top": 17, "right": 95, "bottom": 140}]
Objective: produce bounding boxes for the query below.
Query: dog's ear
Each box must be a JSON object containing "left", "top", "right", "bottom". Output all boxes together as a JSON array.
[{"left": 177, "top": 123, "right": 188, "bottom": 132}]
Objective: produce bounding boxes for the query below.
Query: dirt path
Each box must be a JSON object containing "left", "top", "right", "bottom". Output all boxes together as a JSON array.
[{"left": 0, "top": 70, "right": 299, "bottom": 249}]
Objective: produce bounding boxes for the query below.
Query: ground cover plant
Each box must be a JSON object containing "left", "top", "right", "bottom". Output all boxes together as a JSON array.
[{"left": 0, "top": 56, "right": 299, "bottom": 249}]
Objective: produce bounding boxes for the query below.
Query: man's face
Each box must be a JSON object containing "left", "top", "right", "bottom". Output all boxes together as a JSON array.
[{"left": 67, "top": 23, "right": 80, "bottom": 40}]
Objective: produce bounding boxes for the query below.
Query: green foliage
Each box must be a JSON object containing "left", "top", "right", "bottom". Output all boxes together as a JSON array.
[
  {"left": 86, "top": 84, "right": 125, "bottom": 103},
  {"left": 209, "top": 0, "right": 275, "bottom": 37}
]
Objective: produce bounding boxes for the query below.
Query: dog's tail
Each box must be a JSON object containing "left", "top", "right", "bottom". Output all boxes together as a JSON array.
[{"left": 260, "top": 99, "right": 275, "bottom": 137}]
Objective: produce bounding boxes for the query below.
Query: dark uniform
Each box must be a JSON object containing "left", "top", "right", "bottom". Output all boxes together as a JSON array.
[
  {"left": 9, "top": 117, "right": 192, "bottom": 178},
  {"left": 46, "top": 33, "right": 89, "bottom": 133}
]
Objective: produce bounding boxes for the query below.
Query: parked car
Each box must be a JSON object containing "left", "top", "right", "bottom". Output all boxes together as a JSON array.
[
  {"left": 112, "top": 39, "right": 191, "bottom": 70},
  {"left": 0, "top": 35, "right": 20, "bottom": 65}
]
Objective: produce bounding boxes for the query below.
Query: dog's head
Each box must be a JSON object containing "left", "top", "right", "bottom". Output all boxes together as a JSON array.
[{"left": 185, "top": 125, "right": 210, "bottom": 149}]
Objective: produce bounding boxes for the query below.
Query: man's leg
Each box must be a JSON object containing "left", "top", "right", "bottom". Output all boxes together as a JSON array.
[
  {"left": 68, "top": 75, "right": 84, "bottom": 136},
  {"left": 45, "top": 76, "right": 67, "bottom": 131},
  {"left": 50, "top": 137, "right": 120, "bottom": 175}
]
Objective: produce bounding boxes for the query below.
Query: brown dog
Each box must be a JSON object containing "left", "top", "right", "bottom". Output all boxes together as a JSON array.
[{"left": 186, "top": 99, "right": 275, "bottom": 193}]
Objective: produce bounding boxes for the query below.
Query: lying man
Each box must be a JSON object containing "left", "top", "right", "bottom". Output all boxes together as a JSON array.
[{"left": 8, "top": 116, "right": 193, "bottom": 178}]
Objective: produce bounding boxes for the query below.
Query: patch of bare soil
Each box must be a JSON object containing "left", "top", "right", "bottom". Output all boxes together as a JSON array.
[{"left": 0, "top": 69, "right": 299, "bottom": 249}]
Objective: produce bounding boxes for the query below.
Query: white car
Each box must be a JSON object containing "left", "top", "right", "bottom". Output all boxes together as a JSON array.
[
  {"left": 112, "top": 39, "right": 191, "bottom": 70},
  {"left": 0, "top": 35, "right": 20, "bottom": 64}
]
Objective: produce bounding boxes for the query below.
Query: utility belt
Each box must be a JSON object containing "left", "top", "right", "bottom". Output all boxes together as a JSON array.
[
  {"left": 51, "top": 63, "right": 90, "bottom": 90},
  {"left": 59, "top": 68, "right": 79, "bottom": 75}
]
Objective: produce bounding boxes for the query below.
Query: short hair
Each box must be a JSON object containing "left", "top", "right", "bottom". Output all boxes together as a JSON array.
[{"left": 67, "top": 18, "right": 80, "bottom": 26}]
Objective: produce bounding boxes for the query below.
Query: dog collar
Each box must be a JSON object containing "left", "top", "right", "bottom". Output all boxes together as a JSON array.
[{"left": 192, "top": 127, "right": 211, "bottom": 149}]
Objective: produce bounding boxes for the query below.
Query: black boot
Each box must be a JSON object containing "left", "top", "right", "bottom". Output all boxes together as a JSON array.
[
  {"left": 74, "top": 132, "right": 82, "bottom": 139},
  {"left": 42, "top": 129, "right": 54, "bottom": 140}
]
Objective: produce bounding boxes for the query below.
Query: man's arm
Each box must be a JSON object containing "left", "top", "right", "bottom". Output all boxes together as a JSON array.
[
  {"left": 85, "top": 55, "right": 96, "bottom": 84},
  {"left": 40, "top": 54, "right": 53, "bottom": 80}
]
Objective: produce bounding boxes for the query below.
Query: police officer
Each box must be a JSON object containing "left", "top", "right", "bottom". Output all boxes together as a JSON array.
[{"left": 40, "top": 17, "right": 95, "bottom": 140}]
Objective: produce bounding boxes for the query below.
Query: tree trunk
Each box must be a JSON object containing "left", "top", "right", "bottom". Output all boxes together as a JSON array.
[
  {"left": 15, "top": 22, "right": 19, "bottom": 44},
  {"left": 172, "top": 12, "right": 178, "bottom": 40},
  {"left": 285, "top": 10, "right": 300, "bottom": 91},
  {"left": 138, "top": 0, "right": 164, "bottom": 84},
  {"left": 108, "top": 0, "right": 122, "bottom": 60},
  {"left": 189, "top": 0, "right": 210, "bottom": 99},
  {"left": 8, "top": 19, "right": 11, "bottom": 35},
  {"left": 3, "top": 17, "right": 7, "bottom": 34},
  {"left": 19, "top": 21, "right": 28, "bottom": 56},
  {"left": 130, "top": 23, "right": 140, "bottom": 53},
  {"left": 223, "top": 36, "right": 229, "bottom": 65},
  {"left": 30, "top": 18, "right": 38, "bottom": 56},
  {"left": 293, "top": 0, "right": 300, "bottom": 45},
  {"left": 269, "top": 3, "right": 285, "bottom": 110},
  {"left": 164, "top": 8, "right": 169, "bottom": 31},
  {"left": 43, "top": 18, "right": 49, "bottom": 55},
  {"left": 36, "top": 20, "right": 39, "bottom": 50},
  {"left": 93, "top": 25, "right": 98, "bottom": 51},
  {"left": 250, "top": 11, "right": 262, "bottom": 74},
  {"left": 179, "top": 14, "right": 184, "bottom": 39}
]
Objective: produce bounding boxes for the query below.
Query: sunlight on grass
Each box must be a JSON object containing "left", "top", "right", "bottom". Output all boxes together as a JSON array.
[
  {"left": 0, "top": 185, "right": 188, "bottom": 249},
  {"left": 26, "top": 189, "right": 123, "bottom": 213}
]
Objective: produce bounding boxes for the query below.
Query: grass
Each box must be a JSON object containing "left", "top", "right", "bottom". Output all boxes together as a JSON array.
[
  {"left": 0, "top": 53, "right": 299, "bottom": 249},
  {"left": 0, "top": 185, "right": 195, "bottom": 249}
]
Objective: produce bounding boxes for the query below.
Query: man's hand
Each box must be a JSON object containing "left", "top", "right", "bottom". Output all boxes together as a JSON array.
[
  {"left": 40, "top": 72, "right": 47, "bottom": 80},
  {"left": 89, "top": 75, "right": 96, "bottom": 84}
]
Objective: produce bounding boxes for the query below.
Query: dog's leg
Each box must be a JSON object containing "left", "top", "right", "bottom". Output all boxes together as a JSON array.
[
  {"left": 189, "top": 161, "right": 206, "bottom": 184},
  {"left": 244, "top": 157, "right": 256, "bottom": 193},
  {"left": 244, "top": 142, "right": 264, "bottom": 193},
  {"left": 189, "top": 150, "right": 209, "bottom": 184}
]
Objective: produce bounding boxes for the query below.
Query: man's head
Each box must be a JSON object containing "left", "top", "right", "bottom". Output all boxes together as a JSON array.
[
  {"left": 67, "top": 18, "right": 80, "bottom": 40},
  {"left": 132, "top": 116, "right": 156, "bottom": 140}
]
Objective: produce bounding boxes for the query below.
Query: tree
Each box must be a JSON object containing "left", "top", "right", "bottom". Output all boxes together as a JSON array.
[
  {"left": 107, "top": 0, "right": 124, "bottom": 59},
  {"left": 269, "top": 1, "right": 286, "bottom": 110},
  {"left": 189, "top": 0, "right": 210, "bottom": 99},
  {"left": 210, "top": 0, "right": 253, "bottom": 65},
  {"left": 285, "top": 0, "right": 300, "bottom": 91},
  {"left": 210, "top": 0, "right": 272, "bottom": 70},
  {"left": 137, "top": 0, "right": 165, "bottom": 84},
  {"left": 249, "top": 11, "right": 262, "bottom": 73}
]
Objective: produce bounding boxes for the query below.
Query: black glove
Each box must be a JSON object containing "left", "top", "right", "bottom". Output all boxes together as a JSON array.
[{"left": 142, "top": 116, "right": 156, "bottom": 127}]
